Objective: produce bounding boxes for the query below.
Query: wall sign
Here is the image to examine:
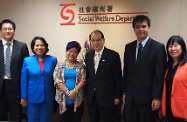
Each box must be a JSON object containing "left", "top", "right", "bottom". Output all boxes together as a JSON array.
[{"left": 60, "top": 3, "right": 148, "bottom": 25}]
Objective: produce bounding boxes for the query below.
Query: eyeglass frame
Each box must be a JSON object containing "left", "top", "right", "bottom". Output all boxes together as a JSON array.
[
  {"left": 90, "top": 38, "right": 104, "bottom": 43},
  {"left": 1, "top": 27, "right": 14, "bottom": 32}
]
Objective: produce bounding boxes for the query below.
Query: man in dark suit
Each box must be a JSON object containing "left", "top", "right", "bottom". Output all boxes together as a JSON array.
[
  {"left": 0, "top": 19, "right": 29, "bottom": 121},
  {"left": 122, "top": 15, "right": 167, "bottom": 122},
  {"left": 85, "top": 30, "right": 122, "bottom": 122}
]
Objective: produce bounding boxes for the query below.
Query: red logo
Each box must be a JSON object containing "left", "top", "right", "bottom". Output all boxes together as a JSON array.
[{"left": 60, "top": 3, "right": 75, "bottom": 25}]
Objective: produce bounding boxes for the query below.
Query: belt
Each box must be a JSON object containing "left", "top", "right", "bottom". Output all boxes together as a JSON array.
[
  {"left": 3, "top": 79, "right": 12, "bottom": 81},
  {"left": 3, "top": 79, "right": 12, "bottom": 86}
]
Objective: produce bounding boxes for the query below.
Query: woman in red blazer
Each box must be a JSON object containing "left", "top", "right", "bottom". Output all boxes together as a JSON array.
[{"left": 160, "top": 36, "right": 187, "bottom": 122}]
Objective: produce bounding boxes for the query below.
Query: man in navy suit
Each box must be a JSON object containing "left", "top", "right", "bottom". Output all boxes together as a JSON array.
[
  {"left": 0, "top": 19, "right": 29, "bottom": 121},
  {"left": 122, "top": 15, "right": 167, "bottom": 122},
  {"left": 85, "top": 30, "right": 122, "bottom": 122}
]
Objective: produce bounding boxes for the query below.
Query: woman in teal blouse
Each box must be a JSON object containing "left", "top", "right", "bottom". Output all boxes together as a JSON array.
[{"left": 53, "top": 41, "right": 86, "bottom": 122}]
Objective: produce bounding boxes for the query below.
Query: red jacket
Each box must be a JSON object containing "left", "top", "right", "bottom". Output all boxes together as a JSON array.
[{"left": 160, "top": 63, "right": 187, "bottom": 119}]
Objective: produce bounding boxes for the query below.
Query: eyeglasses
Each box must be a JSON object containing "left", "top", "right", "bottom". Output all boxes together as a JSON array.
[
  {"left": 1, "top": 28, "right": 14, "bottom": 32},
  {"left": 90, "top": 38, "right": 103, "bottom": 43}
]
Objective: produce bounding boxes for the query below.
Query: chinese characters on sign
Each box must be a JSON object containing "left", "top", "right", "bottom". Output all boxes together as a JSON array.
[
  {"left": 60, "top": 3, "right": 149, "bottom": 25},
  {"left": 78, "top": 5, "right": 113, "bottom": 13}
]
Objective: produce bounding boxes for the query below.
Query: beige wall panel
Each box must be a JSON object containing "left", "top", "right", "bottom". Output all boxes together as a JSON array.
[{"left": 0, "top": 0, "right": 187, "bottom": 62}]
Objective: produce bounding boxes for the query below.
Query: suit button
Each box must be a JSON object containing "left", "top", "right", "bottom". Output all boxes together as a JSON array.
[
  {"left": 94, "top": 88, "right": 96, "bottom": 90},
  {"left": 172, "top": 95, "right": 173, "bottom": 97}
]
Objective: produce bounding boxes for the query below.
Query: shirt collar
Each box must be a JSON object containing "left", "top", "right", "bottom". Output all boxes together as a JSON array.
[
  {"left": 136, "top": 36, "right": 149, "bottom": 48},
  {"left": 2, "top": 38, "right": 14, "bottom": 46},
  {"left": 95, "top": 46, "right": 104, "bottom": 55}
]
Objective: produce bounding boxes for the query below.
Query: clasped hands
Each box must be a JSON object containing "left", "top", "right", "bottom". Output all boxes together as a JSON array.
[{"left": 66, "top": 89, "right": 77, "bottom": 100}]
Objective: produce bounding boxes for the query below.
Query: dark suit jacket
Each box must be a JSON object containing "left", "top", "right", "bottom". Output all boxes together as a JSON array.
[
  {"left": 123, "top": 38, "right": 167, "bottom": 105},
  {"left": 0, "top": 40, "right": 29, "bottom": 97},
  {"left": 86, "top": 47, "right": 122, "bottom": 107}
]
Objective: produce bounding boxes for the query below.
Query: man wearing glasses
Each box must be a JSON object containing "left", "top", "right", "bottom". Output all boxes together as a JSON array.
[
  {"left": 85, "top": 30, "right": 122, "bottom": 122},
  {"left": 0, "top": 19, "right": 29, "bottom": 121}
]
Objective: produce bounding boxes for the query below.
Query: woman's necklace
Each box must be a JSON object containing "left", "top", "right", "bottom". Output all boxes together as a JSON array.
[
  {"left": 66, "top": 62, "right": 75, "bottom": 69},
  {"left": 172, "top": 61, "right": 179, "bottom": 69}
]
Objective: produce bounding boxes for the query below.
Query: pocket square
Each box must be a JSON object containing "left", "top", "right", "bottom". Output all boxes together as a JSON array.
[{"left": 102, "top": 60, "right": 105, "bottom": 61}]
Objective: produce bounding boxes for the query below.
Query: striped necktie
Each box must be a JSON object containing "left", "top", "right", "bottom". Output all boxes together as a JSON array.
[{"left": 5, "top": 43, "right": 11, "bottom": 78}]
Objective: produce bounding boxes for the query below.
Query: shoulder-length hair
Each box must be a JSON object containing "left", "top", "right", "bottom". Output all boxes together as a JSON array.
[{"left": 166, "top": 35, "right": 187, "bottom": 66}]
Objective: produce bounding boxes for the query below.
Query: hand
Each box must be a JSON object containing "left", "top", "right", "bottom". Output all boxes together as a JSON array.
[
  {"left": 151, "top": 99, "right": 161, "bottom": 111},
  {"left": 122, "top": 94, "right": 126, "bottom": 104},
  {"left": 185, "top": 118, "right": 187, "bottom": 121},
  {"left": 114, "top": 99, "right": 120, "bottom": 105},
  {"left": 20, "top": 99, "right": 27, "bottom": 106},
  {"left": 68, "top": 90, "right": 77, "bottom": 100}
]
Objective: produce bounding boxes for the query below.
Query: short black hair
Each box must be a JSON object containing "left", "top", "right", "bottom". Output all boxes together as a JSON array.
[
  {"left": 66, "top": 41, "right": 81, "bottom": 53},
  {"left": 31, "top": 36, "right": 49, "bottom": 54},
  {"left": 132, "top": 15, "right": 150, "bottom": 28},
  {"left": 166, "top": 35, "right": 187, "bottom": 66},
  {"left": 0, "top": 19, "right": 16, "bottom": 30},
  {"left": 89, "top": 29, "right": 105, "bottom": 41}
]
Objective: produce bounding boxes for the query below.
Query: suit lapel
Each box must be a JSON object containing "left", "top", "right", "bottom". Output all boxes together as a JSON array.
[
  {"left": 96, "top": 48, "right": 107, "bottom": 74},
  {"left": 11, "top": 40, "right": 19, "bottom": 61},
  {"left": 43, "top": 56, "right": 47, "bottom": 73},
  {"left": 33, "top": 55, "right": 44, "bottom": 74},
  {"left": 87, "top": 51, "right": 95, "bottom": 75},
  {"left": 131, "top": 41, "right": 136, "bottom": 65},
  {"left": 43, "top": 56, "right": 51, "bottom": 74},
  {"left": 0, "top": 40, "right": 4, "bottom": 65}
]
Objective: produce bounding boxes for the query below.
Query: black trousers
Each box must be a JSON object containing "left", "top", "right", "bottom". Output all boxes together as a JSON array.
[
  {"left": 60, "top": 101, "right": 84, "bottom": 122},
  {"left": 0, "top": 79, "right": 21, "bottom": 122},
  {"left": 88, "top": 93, "right": 117, "bottom": 122},
  {"left": 124, "top": 98, "right": 160, "bottom": 122}
]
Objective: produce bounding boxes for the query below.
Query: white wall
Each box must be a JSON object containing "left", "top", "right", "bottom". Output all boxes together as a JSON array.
[{"left": 0, "top": 0, "right": 187, "bottom": 62}]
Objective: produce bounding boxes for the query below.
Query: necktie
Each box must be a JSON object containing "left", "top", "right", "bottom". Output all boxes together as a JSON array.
[
  {"left": 5, "top": 43, "right": 11, "bottom": 78},
  {"left": 94, "top": 53, "right": 100, "bottom": 73},
  {"left": 137, "top": 43, "right": 143, "bottom": 62}
]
